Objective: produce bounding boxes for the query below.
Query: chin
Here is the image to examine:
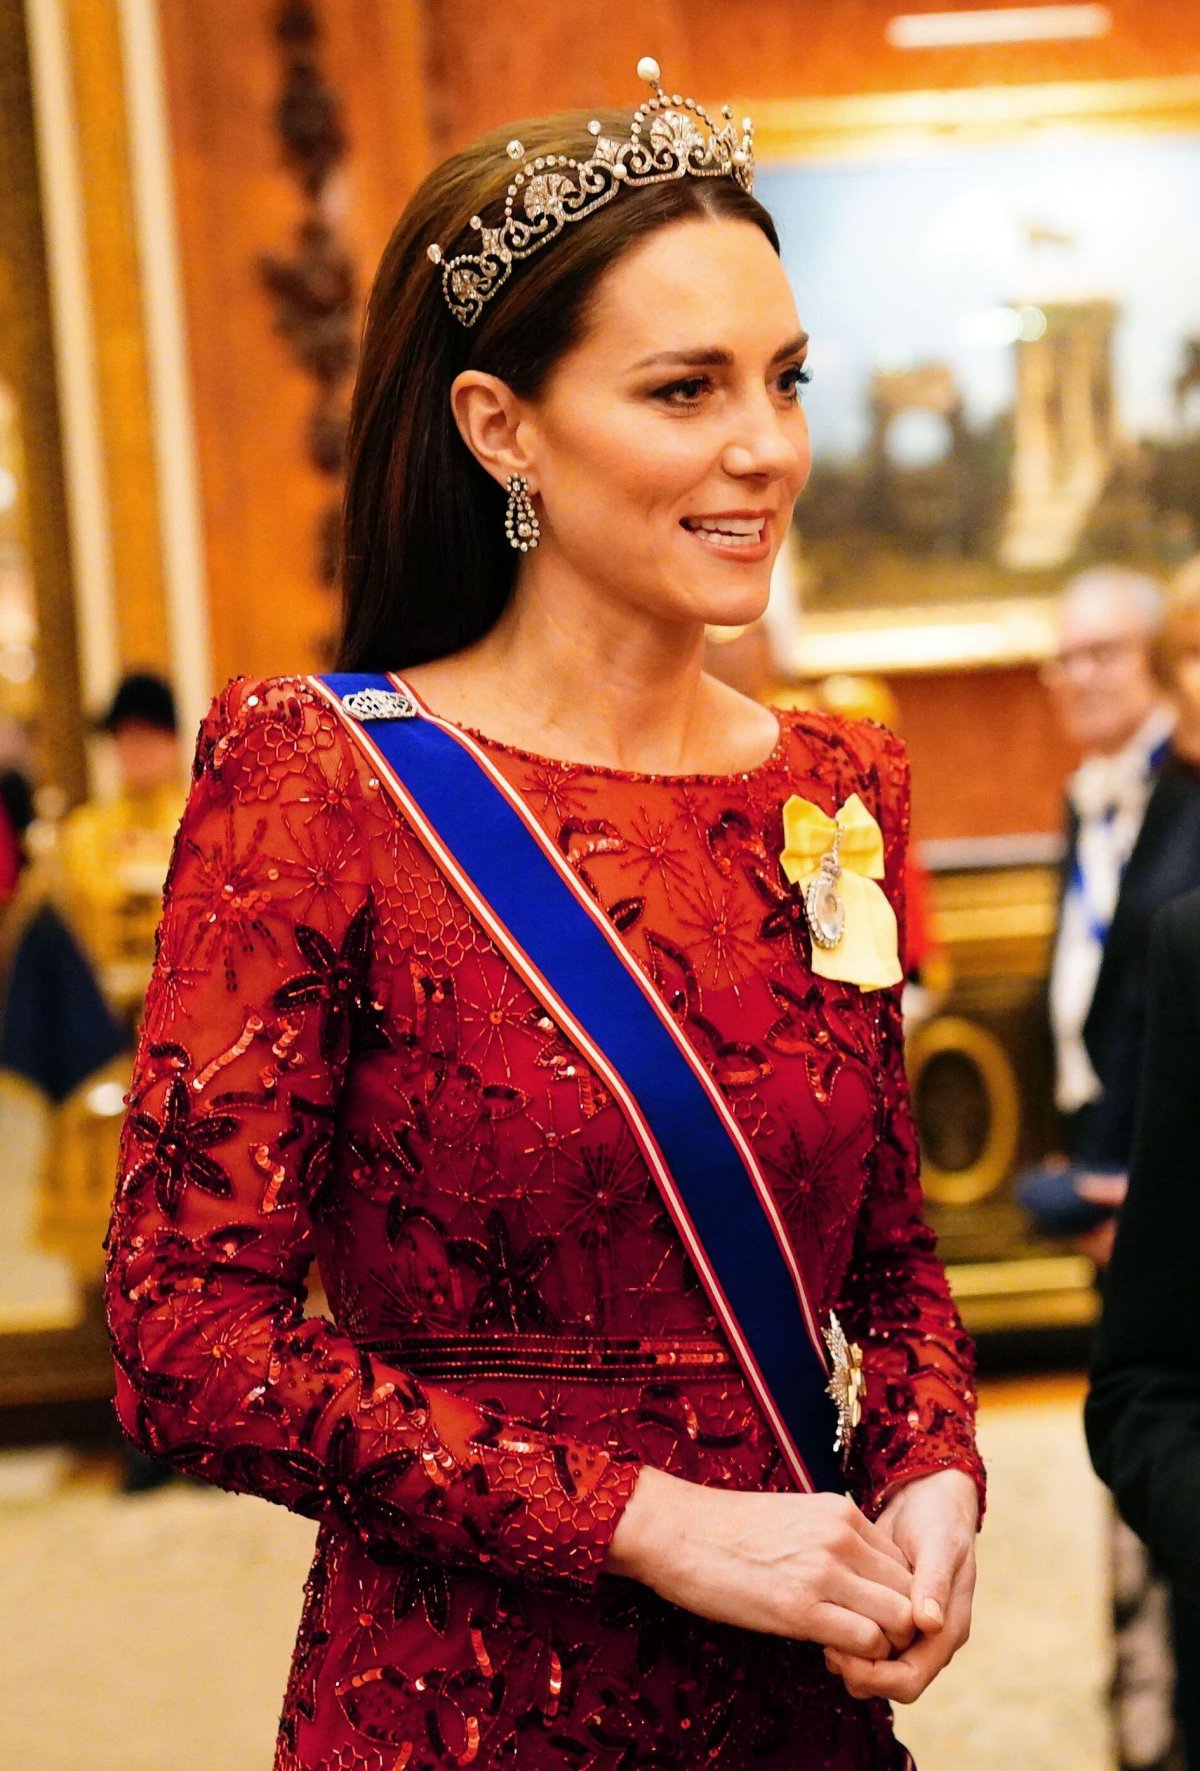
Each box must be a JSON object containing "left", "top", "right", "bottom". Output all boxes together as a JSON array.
[{"left": 692, "top": 578, "right": 773, "bottom": 631}]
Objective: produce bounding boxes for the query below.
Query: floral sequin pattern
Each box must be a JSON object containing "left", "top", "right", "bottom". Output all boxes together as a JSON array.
[{"left": 106, "top": 676, "right": 982, "bottom": 1770}]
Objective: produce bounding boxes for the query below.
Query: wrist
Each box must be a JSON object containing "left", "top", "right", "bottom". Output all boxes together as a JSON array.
[
  {"left": 881, "top": 1466, "right": 980, "bottom": 1528},
  {"left": 605, "top": 1466, "right": 686, "bottom": 1585}
]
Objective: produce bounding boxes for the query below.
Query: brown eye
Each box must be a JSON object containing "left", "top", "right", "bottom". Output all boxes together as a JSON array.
[
  {"left": 778, "top": 364, "right": 812, "bottom": 400},
  {"left": 654, "top": 376, "right": 711, "bottom": 406}
]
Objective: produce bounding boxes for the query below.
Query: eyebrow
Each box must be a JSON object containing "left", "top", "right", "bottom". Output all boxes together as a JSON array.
[{"left": 630, "top": 332, "right": 810, "bottom": 371}]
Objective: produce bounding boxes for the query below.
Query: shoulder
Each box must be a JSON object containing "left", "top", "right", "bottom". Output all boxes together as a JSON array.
[
  {"left": 775, "top": 705, "right": 910, "bottom": 840},
  {"left": 194, "top": 672, "right": 330, "bottom": 750},
  {"left": 190, "top": 673, "right": 354, "bottom": 798}
]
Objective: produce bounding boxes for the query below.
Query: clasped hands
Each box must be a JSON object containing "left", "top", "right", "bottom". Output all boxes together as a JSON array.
[
  {"left": 823, "top": 1466, "right": 978, "bottom": 1704},
  {"left": 607, "top": 1464, "right": 978, "bottom": 1705}
]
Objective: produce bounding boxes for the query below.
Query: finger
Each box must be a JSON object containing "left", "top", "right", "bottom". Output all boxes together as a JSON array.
[
  {"left": 841, "top": 1533, "right": 917, "bottom": 1598},
  {"left": 826, "top": 1571, "right": 915, "bottom": 1653},
  {"left": 910, "top": 1534, "right": 963, "bottom": 1635},
  {"left": 913, "top": 1537, "right": 976, "bottom": 1639},
  {"left": 827, "top": 1586, "right": 971, "bottom": 1703},
  {"left": 849, "top": 1509, "right": 913, "bottom": 1570},
  {"left": 826, "top": 1631, "right": 948, "bottom": 1704},
  {"left": 807, "top": 1602, "right": 892, "bottom": 1660}
]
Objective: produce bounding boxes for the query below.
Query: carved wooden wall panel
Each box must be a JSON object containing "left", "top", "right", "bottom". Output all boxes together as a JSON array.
[{"left": 154, "top": 0, "right": 432, "bottom": 687}]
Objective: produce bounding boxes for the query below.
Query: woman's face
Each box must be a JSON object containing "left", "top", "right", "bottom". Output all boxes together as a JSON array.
[{"left": 519, "top": 216, "right": 812, "bottom": 630}]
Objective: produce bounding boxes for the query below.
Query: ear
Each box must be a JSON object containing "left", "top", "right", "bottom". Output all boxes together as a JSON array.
[{"left": 450, "top": 370, "right": 538, "bottom": 489}]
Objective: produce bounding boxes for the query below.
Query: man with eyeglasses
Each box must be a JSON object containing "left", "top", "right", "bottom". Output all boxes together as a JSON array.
[{"left": 1041, "top": 567, "right": 1176, "bottom": 1237}]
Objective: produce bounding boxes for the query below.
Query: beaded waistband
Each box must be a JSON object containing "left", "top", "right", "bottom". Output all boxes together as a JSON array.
[{"left": 357, "top": 1332, "right": 734, "bottom": 1383}]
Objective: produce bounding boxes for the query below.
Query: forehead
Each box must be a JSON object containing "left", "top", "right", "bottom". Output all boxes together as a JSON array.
[
  {"left": 582, "top": 216, "right": 799, "bottom": 357},
  {"left": 1058, "top": 590, "right": 1150, "bottom": 648}
]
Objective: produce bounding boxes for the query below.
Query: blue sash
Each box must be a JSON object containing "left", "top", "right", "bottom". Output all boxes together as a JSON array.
[{"left": 314, "top": 671, "right": 844, "bottom": 1494}]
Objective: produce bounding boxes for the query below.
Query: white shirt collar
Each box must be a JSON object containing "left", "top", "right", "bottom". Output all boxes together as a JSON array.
[{"left": 1067, "top": 704, "right": 1175, "bottom": 824}]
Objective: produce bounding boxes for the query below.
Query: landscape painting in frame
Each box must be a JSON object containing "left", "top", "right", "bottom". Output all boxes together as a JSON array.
[{"left": 756, "top": 124, "right": 1200, "bottom": 663}]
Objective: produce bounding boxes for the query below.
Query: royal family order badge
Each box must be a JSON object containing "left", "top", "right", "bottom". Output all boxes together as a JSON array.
[{"left": 823, "top": 1311, "right": 865, "bottom": 1469}]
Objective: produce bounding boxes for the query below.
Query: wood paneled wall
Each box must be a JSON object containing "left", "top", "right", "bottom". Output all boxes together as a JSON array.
[
  {"left": 153, "top": 0, "right": 1189, "bottom": 829},
  {"left": 889, "top": 667, "right": 1076, "bottom": 841}
]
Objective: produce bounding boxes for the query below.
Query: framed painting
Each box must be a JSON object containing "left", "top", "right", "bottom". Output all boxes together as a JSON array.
[{"left": 754, "top": 76, "right": 1200, "bottom": 673}]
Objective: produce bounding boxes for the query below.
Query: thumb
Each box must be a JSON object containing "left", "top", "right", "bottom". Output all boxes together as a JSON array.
[{"left": 911, "top": 1539, "right": 956, "bottom": 1635}]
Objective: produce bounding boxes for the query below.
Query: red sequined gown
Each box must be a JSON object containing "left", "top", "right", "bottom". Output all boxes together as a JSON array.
[{"left": 105, "top": 676, "right": 984, "bottom": 1771}]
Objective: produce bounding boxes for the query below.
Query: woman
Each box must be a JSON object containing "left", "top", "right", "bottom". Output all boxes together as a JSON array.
[{"left": 105, "top": 62, "right": 983, "bottom": 1769}]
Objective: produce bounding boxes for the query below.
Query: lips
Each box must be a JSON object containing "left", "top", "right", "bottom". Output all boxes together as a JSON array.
[{"left": 681, "top": 512, "right": 772, "bottom": 554}]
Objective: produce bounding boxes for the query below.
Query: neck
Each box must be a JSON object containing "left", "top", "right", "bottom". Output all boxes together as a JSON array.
[{"left": 422, "top": 554, "right": 738, "bottom": 775}]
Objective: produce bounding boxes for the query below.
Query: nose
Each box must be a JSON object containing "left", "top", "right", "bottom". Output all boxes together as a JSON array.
[{"left": 720, "top": 393, "right": 808, "bottom": 485}]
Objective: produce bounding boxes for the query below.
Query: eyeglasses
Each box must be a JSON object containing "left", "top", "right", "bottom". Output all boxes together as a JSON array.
[{"left": 1041, "top": 636, "right": 1144, "bottom": 684}]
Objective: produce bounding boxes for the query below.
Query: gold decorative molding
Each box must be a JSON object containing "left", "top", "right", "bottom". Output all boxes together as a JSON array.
[
  {"left": 931, "top": 863, "right": 1060, "bottom": 980},
  {"left": 908, "top": 1014, "right": 1022, "bottom": 1207},
  {"left": 63, "top": 0, "right": 169, "bottom": 677},
  {"left": 947, "top": 1255, "right": 1100, "bottom": 1335},
  {"left": 749, "top": 73, "right": 1200, "bottom": 163},
  {"left": 0, "top": 0, "right": 83, "bottom": 798}
]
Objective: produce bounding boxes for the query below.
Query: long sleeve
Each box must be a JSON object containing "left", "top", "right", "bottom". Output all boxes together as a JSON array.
[
  {"left": 104, "top": 677, "right": 637, "bottom": 1589},
  {"left": 833, "top": 730, "right": 986, "bottom": 1519},
  {"left": 1086, "top": 893, "right": 1200, "bottom": 1601}
]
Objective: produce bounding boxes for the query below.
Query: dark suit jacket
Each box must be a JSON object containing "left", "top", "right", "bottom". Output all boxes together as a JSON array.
[
  {"left": 1086, "top": 887, "right": 1200, "bottom": 1602},
  {"left": 1067, "top": 751, "right": 1200, "bottom": 1168}
]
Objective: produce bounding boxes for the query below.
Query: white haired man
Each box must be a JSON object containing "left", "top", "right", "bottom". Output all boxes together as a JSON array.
[{"left": 1044, "top": 568, "right": 1176, "bottom": 1209}]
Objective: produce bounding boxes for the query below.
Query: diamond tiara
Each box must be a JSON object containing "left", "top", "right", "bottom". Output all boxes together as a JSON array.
[{"left": 426, "top": 57, "right": 756, "bottom": 328}]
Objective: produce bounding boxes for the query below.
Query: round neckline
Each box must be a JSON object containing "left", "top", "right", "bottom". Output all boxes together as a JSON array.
[
  {"left": 458, "top": 717, "right": 789, "bottom": 784},
  {"left": 394, "top": 675, "right": 789, "bottom": 785}
]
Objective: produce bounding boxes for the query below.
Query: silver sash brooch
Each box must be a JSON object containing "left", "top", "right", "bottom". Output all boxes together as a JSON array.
[{"left": 341, "top": 688, "right": 417, "bottom": 722}]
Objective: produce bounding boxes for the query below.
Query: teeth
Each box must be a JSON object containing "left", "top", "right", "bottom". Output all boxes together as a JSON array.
[{"left": 690, "top": 517, "right": 764, "bottom": 536}]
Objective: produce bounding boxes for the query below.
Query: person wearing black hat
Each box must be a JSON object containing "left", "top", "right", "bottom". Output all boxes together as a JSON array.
[{"left": 97, "top": 669, "right": 176, "bottom": 732}]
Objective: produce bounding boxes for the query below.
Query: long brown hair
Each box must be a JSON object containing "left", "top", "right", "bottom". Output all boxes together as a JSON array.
[{"left": 337, "top": 109, "right": 780, "bottom": 670}]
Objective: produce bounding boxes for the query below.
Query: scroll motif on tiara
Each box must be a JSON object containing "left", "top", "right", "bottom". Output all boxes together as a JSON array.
[
  {"left": 426, "top": 56, "right": 756, "bottom": 328},
  {"left": 341, "top": 688, "right": 417, "bottom": 721}
]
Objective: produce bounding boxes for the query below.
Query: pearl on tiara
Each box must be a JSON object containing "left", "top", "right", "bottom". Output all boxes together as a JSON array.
[{"left": 424, "top": 56, "right": 756, "bottom": 328}]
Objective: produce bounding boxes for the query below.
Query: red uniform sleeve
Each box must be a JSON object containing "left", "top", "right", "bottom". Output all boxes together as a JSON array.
[
  {"left": 834, "top": 726, "right": 987, "bottom": 1520},
  {"left": 104, "top": 677, "right": 637, "bottom": 1588}
]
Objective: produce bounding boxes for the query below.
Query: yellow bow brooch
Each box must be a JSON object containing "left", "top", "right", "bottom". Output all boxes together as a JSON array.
[{"left": 779, "top": 792, "right": 902, "bottom": 991}]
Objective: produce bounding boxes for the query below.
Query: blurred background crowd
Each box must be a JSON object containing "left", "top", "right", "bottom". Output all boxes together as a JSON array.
[{"left": 5, "top": 3, "right": 1200, "bottom": 1767}]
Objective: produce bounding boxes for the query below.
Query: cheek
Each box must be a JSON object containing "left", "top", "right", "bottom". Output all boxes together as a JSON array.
[
  {"left": 793, "top": 419, "right": 814, "bottom": 494},
  {"left": 542, "top": 412, "right": 716, "bottom": 533}
]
